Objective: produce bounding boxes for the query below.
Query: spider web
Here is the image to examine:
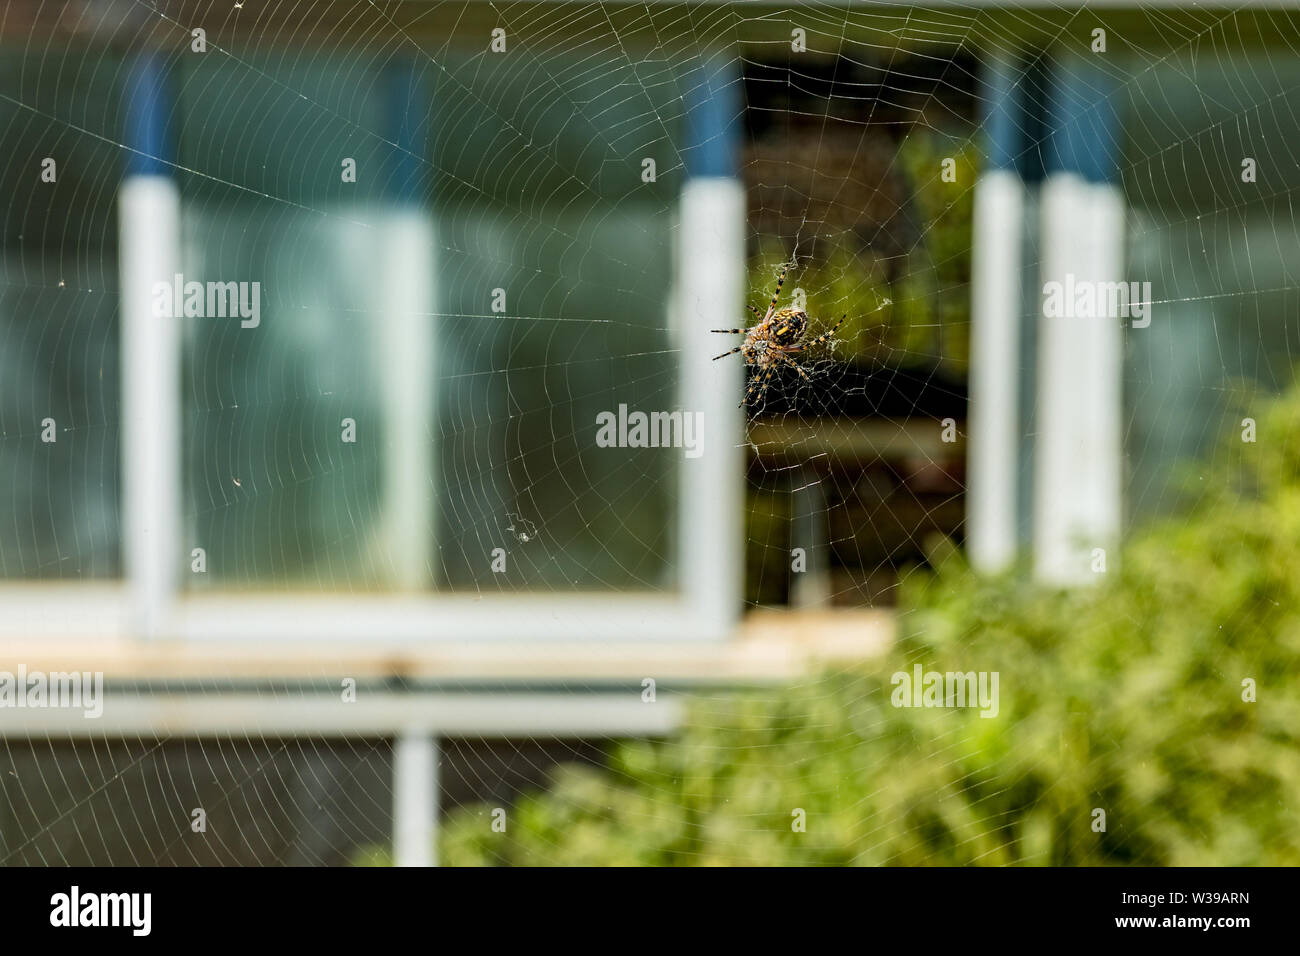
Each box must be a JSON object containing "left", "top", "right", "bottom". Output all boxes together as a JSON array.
[{"left": 0, "top": 1, "right": 1294, "bottom": 864}]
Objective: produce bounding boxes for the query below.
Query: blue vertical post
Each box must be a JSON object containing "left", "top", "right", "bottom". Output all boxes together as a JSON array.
[
  {"left": 682, "top": 56, "right": 740, "bottom": 179},
  {"left": 678, "top": 54, "right": 744, "bottom": 638},
  {"left": 123, "top": 55, "right": 173, "bottom": 178},
  {"left": 1034, "top": 56, "right": 1125, "bottom": 584},
  {"left": 385, "top": 62, "right": 427, "bottom": 204},
  {"left": 120, "top": 53, "right": 181, "bottom": 638},
  {"left": 968, "top": 54, "right": 1029, "bottom": 574},
  {"left": 375, "top": 59, "right": 437, "bottom": 592}
]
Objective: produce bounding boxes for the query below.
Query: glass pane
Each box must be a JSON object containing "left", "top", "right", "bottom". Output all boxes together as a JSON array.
[
  {"left": 1124, "top": 53, "right": 1300, "bottom": 522},
  {"left": 0, "top": 49, "right": 122, "bottom": 579},
  {"left": 176, "top": 50, "right": 679, "bottom": 592}
]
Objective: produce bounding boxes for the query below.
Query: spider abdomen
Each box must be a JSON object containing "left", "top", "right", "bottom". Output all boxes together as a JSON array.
[{"left": 769, "top": 308, "right": 808, "bottom": 347}]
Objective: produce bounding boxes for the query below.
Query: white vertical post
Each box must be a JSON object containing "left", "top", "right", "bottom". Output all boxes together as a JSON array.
[
  {"left": 373, "top": 63, "right": 436, "bottom": 592},
  {"left": 378, "top": 209, "right": 436, "bottom": 590},
  {"left": 968, "top": 169, "right": 1025, "bottom": 573},
  {"left": 678, "top": 177, "right": 745, "bottom": 638},
  {"left": 676, "top": 55, "right": 744, "bottom": 639},
  {"left": 393, "top": 731, "right": 437, "bottom": 867},
  {"left": 120, "top": 53, "right": 182, "bottom": 640},
  {"left": 1034, "top": 174, "right": 1124, "bottom": 584},
  {"left": 1033, "top": 57, "right": 1125, "bottom": 586},
  {"left": 121, "top": 178, "right": 181, "bottom": 638}
]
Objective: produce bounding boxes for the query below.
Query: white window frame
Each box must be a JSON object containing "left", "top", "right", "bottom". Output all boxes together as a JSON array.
[
  {"left": 7, "top": 51, "right": 745, "bottom": 648},
  {"left": 159, "top": 180, "right": 743, "bottom": 644}
]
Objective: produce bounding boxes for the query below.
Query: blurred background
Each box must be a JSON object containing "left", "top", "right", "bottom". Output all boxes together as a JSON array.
[{"left": 2, "top": 2, "right": 1299, "bottom": 865}]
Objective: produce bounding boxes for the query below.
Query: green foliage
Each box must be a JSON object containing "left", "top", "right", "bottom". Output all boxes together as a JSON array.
[{"left": 439, "top": 382, "right": 1300, "bottom": 866}]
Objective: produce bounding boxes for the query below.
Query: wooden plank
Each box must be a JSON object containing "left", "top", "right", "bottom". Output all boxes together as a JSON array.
[
  {"left": 747, "top": 418, "right": 964, "bottom": 467},
  {"left": 0, "top": 609, "right": 893, "bottom": 683}
]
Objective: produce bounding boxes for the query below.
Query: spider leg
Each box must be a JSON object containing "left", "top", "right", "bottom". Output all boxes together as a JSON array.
[
  {"left": 712, "top": 346, "right": 744, "bottom": 361},
  {"left": 710, "top": 328, "right": 749, "bottom": 334},
  {"left": 775, "top": 350, "right": 812, "bottom": 384},
  {"left": 802, "top": 313, "right": 847, "bottom": 349},
  {"left": 747, "top": 305, "right": 763, "bottom": 318},
  {"left": 740, "top": 363, "right": 776, "bottom": 409},
  {"left": 764, "top": 264, "right": 790, "bottom": 318},
  {"left": 766, "top": 265, "right": 790, "bottom": 312}
]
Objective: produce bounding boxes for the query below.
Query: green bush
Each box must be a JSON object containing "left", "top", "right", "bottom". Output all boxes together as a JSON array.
[{"left": 439, "top": 385, "right": 1300, "bottom": 866}]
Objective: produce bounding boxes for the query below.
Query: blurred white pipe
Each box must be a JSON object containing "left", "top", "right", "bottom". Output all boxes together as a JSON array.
[
  {"left": 120, "top": 176, "right": 181, "bottom": 638},
  {"left": 1034, "top": 172, "right": 1124, "bottom": 585},
  {"left": 393, "top": 731, "right": 437, "bottom": 867},
  {"left": 790, "top": 468, "right": 831, "bottom": 608},
  {"left": 378, "top": 209, "right": 436, "bottom": 590},
  {"left": 677, "top": 178, "right": 745, "bottom": 637},
  {"left": 967, "top": 169, "right": 1025, "bottom": 574}
]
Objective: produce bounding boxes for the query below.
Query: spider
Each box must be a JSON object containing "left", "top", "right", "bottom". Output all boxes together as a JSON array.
[{"left": 711, "top": 263, "right": 847, "bottom": 409}]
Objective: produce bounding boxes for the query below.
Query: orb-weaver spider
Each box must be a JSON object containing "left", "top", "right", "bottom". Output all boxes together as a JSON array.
[{"left": 711, "top": 263, "right": 847, "bottom": 409}]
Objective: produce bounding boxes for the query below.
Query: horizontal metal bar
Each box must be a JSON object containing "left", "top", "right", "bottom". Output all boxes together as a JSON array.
[{"left": 0, "top": 693, "right": 684, "bottom": 738}]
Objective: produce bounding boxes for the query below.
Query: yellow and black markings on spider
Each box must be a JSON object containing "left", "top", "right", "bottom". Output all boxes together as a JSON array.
[{"left": 711, "top": 263, "right": 848, "bottom": 409}]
